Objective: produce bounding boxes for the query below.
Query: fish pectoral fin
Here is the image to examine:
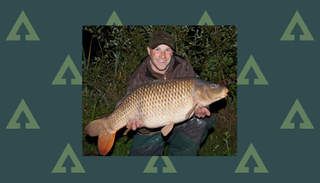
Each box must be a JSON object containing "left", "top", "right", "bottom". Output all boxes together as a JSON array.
[
  {"left": 185, "top": 103, "right": 199, "bottom": 120},
  {"left": 124, "top": 120, "right": 134, "bottom": 135},
  {"left": 123, "top": 125, "right": 131, "bottom": 135},
  {"left": 161, "top": 122, "right": 174, "bottom": 136}
]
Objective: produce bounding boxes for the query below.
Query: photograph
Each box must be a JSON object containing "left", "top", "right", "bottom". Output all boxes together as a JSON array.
[{"left": 81, "top": 25, "right": 237, "bottom": 156}]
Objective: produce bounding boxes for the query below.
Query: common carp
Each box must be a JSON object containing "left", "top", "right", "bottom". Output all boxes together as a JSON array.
[{"left": 84, "top": 77, "right": 228, "bottom": 155}]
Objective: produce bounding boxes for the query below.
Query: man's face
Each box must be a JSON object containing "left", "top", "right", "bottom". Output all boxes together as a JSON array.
[{"left": 147, "top": 44, "right": 173, "bottom": 74}]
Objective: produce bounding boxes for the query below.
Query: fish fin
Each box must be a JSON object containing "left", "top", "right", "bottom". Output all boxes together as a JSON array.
[
  {"left": 161, "top": 122, "right": 174, "bottom": 136},
  {"left": 84, "top": 118, "right": 116, "bottom": 156},
  {"left": 123, "top": 122, "right": 132, "bottom": 135},
  {"left": 98, "top": 130, "right": 115, "bottom": 156},
  {"left": 185, "top": 103, "right": 199, "bottom": 120},
  {"left": 84, "top": 118, "right": 105, "bottom": 137},
  {"left": 115, "top": 96, "right": 126, "bottom": 108}
]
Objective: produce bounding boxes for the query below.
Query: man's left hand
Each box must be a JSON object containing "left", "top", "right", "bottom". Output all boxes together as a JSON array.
[{"left": 194, "top": 106, "right": 210, "bottom": 118}]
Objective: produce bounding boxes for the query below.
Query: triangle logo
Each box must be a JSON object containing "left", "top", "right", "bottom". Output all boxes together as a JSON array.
[
  {"left": 235, "top": 143, "right": 268, "bottom": 173},
  {"left": 52, "top": 55, "right": 82, "bottom": 85},
  {"left": 198, "top": 11, "right": 214, "bottom": 25},
  {"left": 280, "top": 11, "right": 314, "bottom": 41},
  {"left": 143, "top": 156, "right": 177, "bottom": 173},
  {"left": 6, "top": 99, "right": 40, "bottom": 129},
  {"left": 106, "top": 11, "right": 123, "bottom": 25},
  {"left": 52, "top": 143, "right": 85, "bottom": 173},
  {"left": 238, "top": 55, "right": 268, "bottom": 85},
  {"left": 280, "top": 99, "right": 314, "bottom": 129},
  {"left": 6, "top": 10, "right": 40, "bottom": 41}
]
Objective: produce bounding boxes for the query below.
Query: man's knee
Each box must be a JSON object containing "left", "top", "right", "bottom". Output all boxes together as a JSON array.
[
  {"left": 129, "top": 132, "right": 165, "bottom": 156},
  {"left": 177, "top": 117, "right": 214, "bottom": 143}
]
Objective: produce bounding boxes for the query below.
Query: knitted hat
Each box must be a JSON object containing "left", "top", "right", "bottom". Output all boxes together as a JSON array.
[{"left": 148, "top": 31, "right": 175, "bottom": 51}]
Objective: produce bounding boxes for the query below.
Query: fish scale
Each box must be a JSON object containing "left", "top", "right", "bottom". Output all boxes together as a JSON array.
[
  {"left": 119, "top": 78, "right": 192, "bottom": 128},
  {"left": 84, "top": 77, "right": 228, "bottom": 155}
]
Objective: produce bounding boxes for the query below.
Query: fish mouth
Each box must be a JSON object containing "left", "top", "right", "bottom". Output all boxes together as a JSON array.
[
  {"left": 224, "top": 88, "right": 229, "bottom": 98},
  {"left": 210, "top": 88, "right": 229, "bottom": 103}
]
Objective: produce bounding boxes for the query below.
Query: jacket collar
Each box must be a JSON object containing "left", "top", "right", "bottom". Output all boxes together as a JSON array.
[{"left": 143, "top": 55, "right": 181, "bottom": 80}]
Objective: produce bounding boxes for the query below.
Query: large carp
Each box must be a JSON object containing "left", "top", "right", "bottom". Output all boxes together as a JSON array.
[{"left": 84, "top": 77, "right": 228, "bottom": 155}]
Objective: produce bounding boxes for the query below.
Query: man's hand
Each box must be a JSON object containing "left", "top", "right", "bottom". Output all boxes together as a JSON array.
[
  {"left": 194, "top": 106, "right": 210, "bottom": 118},
  {"left": 124, "top": 117, "right": 143, "bottom": 135},
  {"left": 126, "top": 117, "right": 143, "bottom": 131}
]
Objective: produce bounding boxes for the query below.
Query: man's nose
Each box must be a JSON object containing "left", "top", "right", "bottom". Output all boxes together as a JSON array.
[{"left": 160, "top": 51, "right": 166, "bottom": 58}]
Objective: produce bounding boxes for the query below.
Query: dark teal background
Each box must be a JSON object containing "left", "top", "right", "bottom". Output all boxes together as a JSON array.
[{"left": 0, "top": 0, "right": 318, "bottom": 182}]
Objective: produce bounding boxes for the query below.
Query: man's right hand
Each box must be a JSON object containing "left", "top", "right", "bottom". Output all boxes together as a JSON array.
[{"left": 126, "top": 117, "right": 144, "bottom": 131}]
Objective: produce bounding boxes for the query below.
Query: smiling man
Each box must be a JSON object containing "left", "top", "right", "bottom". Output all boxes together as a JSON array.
[
  {"left": 126, "top": 31, "right": 214, "bottom": 156},
  {"left": 147, "top": 44, "right": 172, "bottom": 74},
  {"left": 147, "top": 32, "right": 175, "bottom": 74}
]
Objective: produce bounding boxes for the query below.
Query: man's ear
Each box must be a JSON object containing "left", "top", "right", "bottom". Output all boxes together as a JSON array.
[{"left": 147, "top": 47, "right": 151, "bottom": 55}]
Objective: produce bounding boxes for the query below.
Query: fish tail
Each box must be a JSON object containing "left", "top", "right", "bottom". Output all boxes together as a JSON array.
[
  {"left": 97, "top": 128, "right": 115, "bottom": 156},
  {"left": 84, "top": 118, "right": 116, "bottom": 156}
]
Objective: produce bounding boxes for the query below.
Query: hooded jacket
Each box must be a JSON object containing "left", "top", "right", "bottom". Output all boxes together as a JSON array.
[{"left": 127, "top": 55, "right": 196, "bottom": 94}]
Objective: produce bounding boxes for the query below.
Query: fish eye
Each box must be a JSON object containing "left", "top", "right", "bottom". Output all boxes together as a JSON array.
[{"left": 211, "top": 84, "right": 217, "bottom": 90}]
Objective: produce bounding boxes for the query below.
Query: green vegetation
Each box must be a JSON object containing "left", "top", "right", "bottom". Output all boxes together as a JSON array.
[{"left": 82, "top": 25, "right": 237, "bottom": 156}]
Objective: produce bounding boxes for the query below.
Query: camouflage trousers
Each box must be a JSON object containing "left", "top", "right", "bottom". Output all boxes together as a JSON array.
[{"left": 128, "top": 116, "right": 215, "bottom": 156}]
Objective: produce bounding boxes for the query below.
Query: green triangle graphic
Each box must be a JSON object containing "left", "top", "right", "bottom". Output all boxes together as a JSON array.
[
  {"left": 52, "top": 143, "right": 85, "bottom": 173},
  {"left": 280, "top": 11, "right": 314, "bottom": 41},
  {"left": 280, "top": 99, "right": 314, "bottom": 129},
  {"left": 52, "top": 55, "right": 82, "bottom": 85},
  {"left": 235, "top": 143, "right": 268, "bottom": 173},
  {"left": 143, "top": 156, "right": 177, "bottom": 173},
  {"left": 162, "top": 157, "right": 177, "bottom": 173},
  {"left": 106, "top": 11, "right": 123, "bottom": 25},
  {"left": 237, "top": 55, "right": 268, "bottom": 85},
  {"left": 6, "top": 10, "right": 40, "bottom": 41},
  {"left": 143, "top": 156, "right": 158, "bottom": 173},
  {"left": 6, "top": 99, "right": 40, "bottom": 129},
  {"left": 198, "top": 10, "right": 214, "bottom": 25}
]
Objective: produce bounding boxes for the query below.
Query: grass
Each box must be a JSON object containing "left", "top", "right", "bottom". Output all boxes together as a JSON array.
[{"left": 198, "top": 103, "right": 237, "bottom": 156}]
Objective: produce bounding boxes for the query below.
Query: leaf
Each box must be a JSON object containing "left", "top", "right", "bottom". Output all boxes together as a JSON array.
[{"left": 227, "top": 58, "right": 233, "bottom": 65}]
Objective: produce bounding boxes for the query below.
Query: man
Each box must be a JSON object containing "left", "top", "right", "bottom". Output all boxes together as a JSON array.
[{"left": 126, "top": 31, "right": 214, "bottom": 156}]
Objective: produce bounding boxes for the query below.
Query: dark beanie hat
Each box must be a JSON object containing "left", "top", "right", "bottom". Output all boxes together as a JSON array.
[{"left": 148, "top": 31, "right": 175, "bottom": 51}]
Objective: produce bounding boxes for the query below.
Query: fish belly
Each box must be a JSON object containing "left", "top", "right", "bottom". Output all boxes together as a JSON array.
[
  {"left": 107, "top": 78, "right": 197, "bottom": 131},
  {"left": 141, "top": 98, "right": 195, "bottom": 128}
]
